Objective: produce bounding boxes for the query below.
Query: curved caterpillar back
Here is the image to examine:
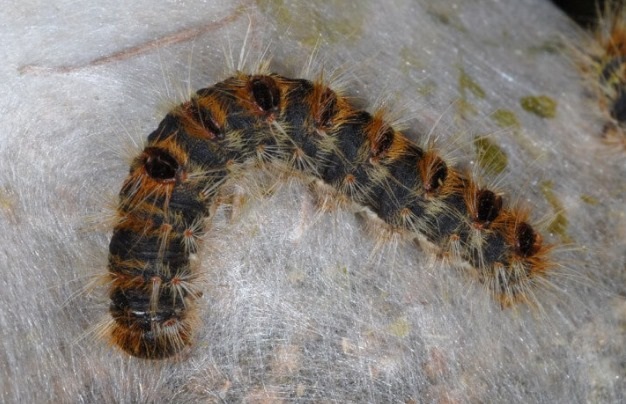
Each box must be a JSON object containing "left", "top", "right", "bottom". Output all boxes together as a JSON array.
[{"left": 106, "top": 72, "right": 554, "bottom": 359}]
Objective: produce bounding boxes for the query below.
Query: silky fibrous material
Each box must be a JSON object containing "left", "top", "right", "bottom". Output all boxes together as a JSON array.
[{"left": 0, "top": 0, "right": 624, "bottom": 402}]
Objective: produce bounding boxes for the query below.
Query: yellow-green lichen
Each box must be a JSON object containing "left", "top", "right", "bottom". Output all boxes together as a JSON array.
[
  {"left": 473, "top": 136, "right": 508, "bottom": 174},
  {"left": 520, "top": 95, "right": 557, "bottom": 118},
  {"left": 540, "top": 181, "right": 571, "bottom": 242}
]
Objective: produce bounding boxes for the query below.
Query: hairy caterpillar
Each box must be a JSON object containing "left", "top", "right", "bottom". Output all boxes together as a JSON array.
[
  {"left": 106, "top": 71, "right": 555, "bottom": 359},
  {"left": 580, "top": 1, "right": 626, "bottom": 148}
]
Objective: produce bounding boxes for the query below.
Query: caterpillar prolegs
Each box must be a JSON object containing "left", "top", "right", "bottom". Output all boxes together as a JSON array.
[{"left": 107, "top": 72, "right": 554, "bottom": 359}]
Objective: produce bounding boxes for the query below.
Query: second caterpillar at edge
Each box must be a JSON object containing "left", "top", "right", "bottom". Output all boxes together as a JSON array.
[{"left": 106, "top": 72, "right": 555, "bottom": 359}]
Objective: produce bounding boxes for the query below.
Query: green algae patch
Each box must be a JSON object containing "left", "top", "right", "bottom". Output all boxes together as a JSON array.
[
  {"left": 457, "top": 98, "right": 477, "bottom": 117},
  {"left": 0, "top": 185, "right": 18, "bottom": 223},
  {"left": 491, "top": 109, "right": 520, "bottom": 129},
  {"left": 426, "top": 6, "right": 467, "bottom": 32},
  {"left": 528, "top": 39, "right": 564, "bottom": 55},
  {"left": 456, "top": 67, "right": 485, "bottom": 118},
  {"left": 547, "top": 212, "right": 569, "bottom": 242},
  {"left": 459, "top": 68, "right": 486, "bottom": 99},
  {"left": 474, "top": 137, "right": 508, "bottom": 174},
  {"left": 416, "top": 80, "right": 438, "bottom": 97},
  {"left": 540, "top": 181, "right": 571, "bottom": 242},
  {"left": 580, "top": 194, "right": 599, "bottom": 205},
  {"left": 256, "top": 0, "right": 365, "bottom": 46},
  {"left": 520, "top": 95, "right": 557, "bottom": 118},
  {"left": 389, "top": 317, "right": 410, "bottom": 338}
]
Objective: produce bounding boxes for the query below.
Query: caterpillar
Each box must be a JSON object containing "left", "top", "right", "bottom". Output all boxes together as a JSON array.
[
  {"left": 580, "top": 1, "right": 626, "bottom": 148},
  {"left": 105, "top": 71, "right": 554, "bottom": 359}
]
